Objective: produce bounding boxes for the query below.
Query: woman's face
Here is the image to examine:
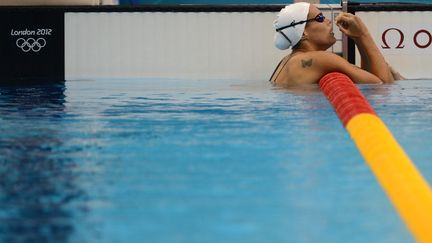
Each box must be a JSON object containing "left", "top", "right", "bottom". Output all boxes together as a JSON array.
[{"left": 304, "top": 5, "right": 336, "bottom": 50}]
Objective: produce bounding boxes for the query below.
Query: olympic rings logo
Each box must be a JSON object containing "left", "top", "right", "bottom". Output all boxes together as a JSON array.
[{"left": 16, "top": 38, "right": 46, "bottom": 52}]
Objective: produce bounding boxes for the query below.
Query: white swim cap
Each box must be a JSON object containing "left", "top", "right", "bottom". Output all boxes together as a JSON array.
[{"left": 273, "top": 2, "right": 310, "bottom": 50}]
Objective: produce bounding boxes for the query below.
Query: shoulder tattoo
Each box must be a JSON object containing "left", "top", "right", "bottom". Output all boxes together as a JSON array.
[{"left": 301, "top": 59, "right": 313, "bottom": 68}]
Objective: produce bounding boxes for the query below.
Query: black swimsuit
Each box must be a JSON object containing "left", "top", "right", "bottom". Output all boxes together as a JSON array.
[{"left": 269, "top": 56, "right": 291, "bottom": 83}]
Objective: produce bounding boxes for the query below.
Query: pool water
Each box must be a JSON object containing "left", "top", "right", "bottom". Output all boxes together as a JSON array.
[{"left": 1, "top": 78, "right": 431, "bottom": 243}]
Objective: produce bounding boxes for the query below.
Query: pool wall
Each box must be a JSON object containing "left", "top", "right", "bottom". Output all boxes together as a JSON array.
[
  {"left": 0, "top": 4, "right": 341, "bottom": 82},
  {"left": 1, "top": 3, "right": 432, "bottom": 82},
  {"left": 349, "top": 3, "right": 432, "bottom": 79}
]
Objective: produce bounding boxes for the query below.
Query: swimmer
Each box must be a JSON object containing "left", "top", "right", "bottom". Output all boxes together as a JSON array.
[{"left": 270, "top": 2, "right": 403, "bottom": 86}]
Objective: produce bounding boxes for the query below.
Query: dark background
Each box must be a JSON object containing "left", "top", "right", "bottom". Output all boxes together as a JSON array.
[{"left": 0, "top": 9, "right": 64, "bottom": 82}]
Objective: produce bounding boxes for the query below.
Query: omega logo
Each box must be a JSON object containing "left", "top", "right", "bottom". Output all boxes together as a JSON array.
[{"left": 381, "top": 28, "right": 431, "bottom": 49}]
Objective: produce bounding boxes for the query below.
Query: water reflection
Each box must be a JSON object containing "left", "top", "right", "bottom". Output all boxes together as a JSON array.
[{"left": 0, "top": 82, "right": 85, "bottom": 243}]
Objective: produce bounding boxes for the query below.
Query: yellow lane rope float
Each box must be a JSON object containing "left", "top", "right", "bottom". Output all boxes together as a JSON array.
[{"left": 319, "top": 72, "right": 432, "bottom": 243}]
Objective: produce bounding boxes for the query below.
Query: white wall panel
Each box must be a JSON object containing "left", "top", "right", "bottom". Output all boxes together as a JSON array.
[
  {"left": 65, "top": 7, "right": 342, "bottom": 81},
  {"left": 357, "top": 11, "right": 432, "bottom": 79}
]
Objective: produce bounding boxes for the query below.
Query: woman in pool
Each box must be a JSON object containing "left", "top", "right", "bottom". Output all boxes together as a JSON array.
[{"left": 270, "top": 2, "right": 403, "bottom": 86}]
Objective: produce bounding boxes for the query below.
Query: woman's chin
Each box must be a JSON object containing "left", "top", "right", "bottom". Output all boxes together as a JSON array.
[{"left": 330, "top": 37, "right": 337, "bottom": 45}]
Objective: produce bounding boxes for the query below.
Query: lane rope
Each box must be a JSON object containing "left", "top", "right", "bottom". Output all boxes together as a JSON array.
[{"left": 319, "top": 72, "right": 432, "bottom": 243}]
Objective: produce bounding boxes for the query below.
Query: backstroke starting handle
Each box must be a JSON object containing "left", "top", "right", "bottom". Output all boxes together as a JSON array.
[{"left": 319, "top": 72, "right": 432, "bottom": 243}]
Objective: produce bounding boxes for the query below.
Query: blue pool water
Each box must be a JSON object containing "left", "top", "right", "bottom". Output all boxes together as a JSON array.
[{"left": 1, "top": 78, "right": 432, "bottom": 243}]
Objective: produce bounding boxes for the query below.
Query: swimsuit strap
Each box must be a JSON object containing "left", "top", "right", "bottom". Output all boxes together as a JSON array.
[{"left": 269, "top": 55, "right": 290, "bottom": 83}]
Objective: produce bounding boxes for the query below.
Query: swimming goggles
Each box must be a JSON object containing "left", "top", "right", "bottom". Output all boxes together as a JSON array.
[{"left": 276, "top": 13, "right": 326, "bottom": 32}]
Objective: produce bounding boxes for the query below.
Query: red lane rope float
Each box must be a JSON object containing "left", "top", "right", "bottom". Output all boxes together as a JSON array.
[
  {"left": 319, "top": 72, "right": 432, "bottom": 243},
  {"left": 320, "top": 72, "right": 375, "bottom": 126}
]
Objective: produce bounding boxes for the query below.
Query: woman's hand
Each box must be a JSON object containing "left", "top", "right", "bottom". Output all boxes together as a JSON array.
[
  {"left": 335, "top": 12, "right": 369, "bottom": 40},
  {"left": 336, "top": 13, "right": 394, "bottom": 83}
]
